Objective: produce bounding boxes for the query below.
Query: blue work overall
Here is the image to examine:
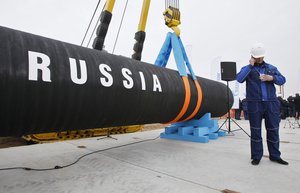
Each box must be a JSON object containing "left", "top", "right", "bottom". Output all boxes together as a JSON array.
[{"left": 236, "top": 62, "right": 286, "bottom": 160}]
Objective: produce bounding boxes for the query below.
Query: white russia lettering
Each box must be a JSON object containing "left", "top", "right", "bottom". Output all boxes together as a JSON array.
[
  {"left": 28, "top": 51, "right": 162, "bottom": 92},
  {"left": 28, "top": 51, "right": 51, "bottom": 82},
  {"left": 99, "top": 63, "right": 113, "bottom": 87},
  {"left": 69, "top": 58, "right": 87, "bottom": 84}
]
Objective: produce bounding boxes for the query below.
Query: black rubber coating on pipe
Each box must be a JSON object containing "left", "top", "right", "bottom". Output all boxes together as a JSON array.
[{"left": 0, "top": 26, "right": 233, "bottom": 136}]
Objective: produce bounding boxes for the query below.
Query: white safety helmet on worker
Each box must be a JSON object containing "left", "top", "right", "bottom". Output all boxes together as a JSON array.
[{"left": 250, "top": 43, "right": 265, "bottom": 58}]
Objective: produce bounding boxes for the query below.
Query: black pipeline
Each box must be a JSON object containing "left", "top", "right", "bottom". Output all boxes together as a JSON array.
[{"left": 0, "top": 26, "right": 233, "bottom": 136}]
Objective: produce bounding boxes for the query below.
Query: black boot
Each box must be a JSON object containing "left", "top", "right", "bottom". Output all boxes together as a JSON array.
[
  {"left": 270, "top": 158, "right": 289, "bottom": 165},
  {"left": 251, "top": 159, "right": 260, "bottom": 165}
]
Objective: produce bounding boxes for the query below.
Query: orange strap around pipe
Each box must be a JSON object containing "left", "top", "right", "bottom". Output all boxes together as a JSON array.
[
  {"left": 181, "top": 79, "right": 203, "bottom": 122},
  {"left": 166, "top": 76, "right": 191, "bottom": 124}
]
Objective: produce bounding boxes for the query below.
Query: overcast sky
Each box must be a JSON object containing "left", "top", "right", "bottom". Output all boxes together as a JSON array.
[{"left": 1, "top": 0, "right": 300, "bottom": 98}]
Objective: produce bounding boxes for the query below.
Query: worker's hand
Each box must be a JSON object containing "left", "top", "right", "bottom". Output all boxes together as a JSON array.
[
  {"left": 249, "top": 58, "right": 256, "bottom": 66},
  {"left": 259, "top": 74, "right": 274, "bottom": 81}
]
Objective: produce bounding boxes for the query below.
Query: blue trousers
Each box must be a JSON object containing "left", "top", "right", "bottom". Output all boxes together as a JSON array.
[{"left": 247, "top": 100, "right": 281, "bottom": 160}]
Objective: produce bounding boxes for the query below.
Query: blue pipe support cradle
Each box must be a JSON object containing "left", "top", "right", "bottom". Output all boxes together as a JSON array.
[{"left": 160, "top": 113, "right": 226, "bottom": 143}]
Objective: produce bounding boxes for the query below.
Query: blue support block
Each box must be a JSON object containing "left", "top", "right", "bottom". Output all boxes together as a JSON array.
[
  {"left": 209, "top": 133, "right": 219, "bottom": 139},
  {"left": 160, "top": 113, "right": 225, "bottom": 143},
  {"left": 165, "top": 125, "right": 179, "bottom": 134},
  {"left": 178, "top": 126, "right": 193, "bottom": 136},
  {"left": 193, "top": 127, "right": 209, "bottom": 136}
]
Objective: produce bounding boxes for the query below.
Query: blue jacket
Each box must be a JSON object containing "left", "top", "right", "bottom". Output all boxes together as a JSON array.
[{"left": 236, "top": 62, "right": 286, "bottom": 101}]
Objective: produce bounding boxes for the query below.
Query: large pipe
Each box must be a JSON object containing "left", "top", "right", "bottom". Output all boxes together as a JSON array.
[{"left": 0, "top": 26, "right": 233, "bottom": 137}]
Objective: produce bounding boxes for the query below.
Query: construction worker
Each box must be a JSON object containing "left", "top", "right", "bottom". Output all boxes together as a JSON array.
[{"left": 236, "top": 43, "right": 288, "bottom": 166}]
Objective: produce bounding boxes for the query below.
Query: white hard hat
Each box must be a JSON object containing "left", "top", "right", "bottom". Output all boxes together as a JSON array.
[{"left": 250, "top": 43, "right": 265, "bottom": 58}]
